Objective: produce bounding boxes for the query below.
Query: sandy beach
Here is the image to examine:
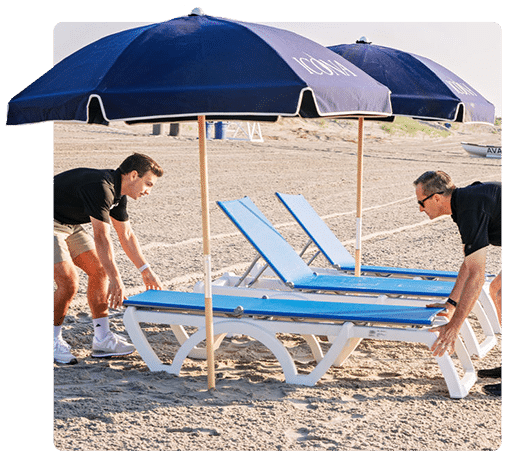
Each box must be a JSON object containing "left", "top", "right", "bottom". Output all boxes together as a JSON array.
[{"left": 52, "top": 117, "right": 502, "bottom": 451}]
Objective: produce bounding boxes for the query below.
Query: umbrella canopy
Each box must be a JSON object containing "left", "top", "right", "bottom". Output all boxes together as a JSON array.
[
  {"left": 7, "top": 17, "right": 392, "bottom": 125},
  {"left": 328, "top": 39, "right": 495, "bottom": 124},
  {"left": 328, "top": 38, "right": 495, "bottom": 276},
  {"left": 7, "top": 12, "right": 393, "bottom": 390}
]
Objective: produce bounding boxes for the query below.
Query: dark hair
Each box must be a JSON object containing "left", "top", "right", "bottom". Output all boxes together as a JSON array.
[
  {"left": 413, "top": 170, "right": 455, "bottom": 196},
  {"left": 118, "top": 153, "right": 164, "bottom": 178}
]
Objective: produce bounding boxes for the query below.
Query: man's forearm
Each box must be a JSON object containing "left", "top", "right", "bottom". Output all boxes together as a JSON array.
[
  {"left": 118, "top": 229, "right": 146, "bottom": 269},
  {"left": 447, "top": 259, "right": 469, "bottom": 303},
  {"left": 93, "top": 231, "right": 122, "bottom": 282},
  {"left": 447, "top": 249, "right": 487, "bottom": 330},
  {"left": 112, "top": 219, "right": 163, "bottom": 290},
  {"left": 448, "top": 267, "right": 485, "bottom": 329}
]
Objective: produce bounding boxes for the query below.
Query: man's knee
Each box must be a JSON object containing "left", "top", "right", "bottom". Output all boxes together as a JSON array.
[
  {"left": 489, "top": 272, "right": 502, "bottom": 298},
  {"left": 87, "top": 262, "right": 107, "bottom": 281},
  {"left": 54, "top": 262, "right": 80, "bottom": 299},
  {"left": 73, "top": 250, "right": 107, "bottom": 280}
]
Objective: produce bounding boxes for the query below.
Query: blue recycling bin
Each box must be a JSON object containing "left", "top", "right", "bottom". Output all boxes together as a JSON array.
[
  {"left": 214, "top": 121, "right": 227, "bottom": 139},
  {"left": 205, "top": 121, "right": 214, "bottom": 140}
]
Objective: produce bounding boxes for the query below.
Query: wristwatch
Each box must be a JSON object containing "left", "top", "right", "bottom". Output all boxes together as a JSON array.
[{"left": 446, "top": 297, "right": 457, "bottom": 307}]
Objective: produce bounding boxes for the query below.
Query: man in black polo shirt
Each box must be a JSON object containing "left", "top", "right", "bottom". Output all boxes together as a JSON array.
[
  {"left": 413, "top": 171, "right": 501, "bottom": 396},
  {"left": 54, "top": 153, "right": 164, "bottom": 364}
]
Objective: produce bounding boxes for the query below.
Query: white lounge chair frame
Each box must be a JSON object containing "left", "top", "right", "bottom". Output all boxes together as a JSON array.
[
  {"left": 194, "top": 272, "right": 495, "bottom": 359},
  {"left": 123, "top": 290, "right": 476, "bottom": 399}
]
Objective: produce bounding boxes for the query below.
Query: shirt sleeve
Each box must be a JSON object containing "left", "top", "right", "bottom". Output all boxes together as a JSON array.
[
  {"left": 77, "top": 182, "right": 115, "bottom": 223},
  {"left": 110, "top": 195, "right": 129, "bottom": 222}
]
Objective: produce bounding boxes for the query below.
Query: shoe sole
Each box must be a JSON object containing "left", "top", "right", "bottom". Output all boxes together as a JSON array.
[
  {"left": 478, "top": 372, "right": 502, "bottom": 378},
  {"left": 91, "top": 349, "right": 134, "bottom": 358},
  {"left": 54, "top": 357, "right": 78, "bottom": 365},
  {"left": 483, "top": 384, "right": 501, "bottom": 397},
  {"left": 477, "top": 368, "right": 501, "bottom": 379}
]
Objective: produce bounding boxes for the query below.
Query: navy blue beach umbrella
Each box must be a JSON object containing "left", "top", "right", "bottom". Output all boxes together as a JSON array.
[
  {"left": 328, "top": 38, "right": 495, "bottom": 124},
  {"left": 327, "top": 38, "right": 495, "bottom": 277},
  {"left": 7, "top": 12, "right": 392, "bottom": 389},
  {"left": 7, "top": 19, "right": 392, "bottom": 125}
]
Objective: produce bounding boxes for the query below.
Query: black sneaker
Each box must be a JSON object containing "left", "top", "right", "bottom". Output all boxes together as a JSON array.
[
  {"left": 478, "top": 366, "right": 501, "bottom": 379},
  {"left": 483, "top": 383, "right": 501, "bottom": 397}
]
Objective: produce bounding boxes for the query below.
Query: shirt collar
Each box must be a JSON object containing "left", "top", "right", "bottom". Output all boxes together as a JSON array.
[
  {"left": 113, "top": 169, "right": 123, "bottom": 200},
  {"left": 450, "top": 188, "right": 457, "bottom": 223}
]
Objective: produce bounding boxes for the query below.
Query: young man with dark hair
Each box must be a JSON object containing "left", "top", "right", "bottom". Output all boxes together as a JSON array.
[{"left": 54, "top": 153, "right": 164, "bottom": 364}]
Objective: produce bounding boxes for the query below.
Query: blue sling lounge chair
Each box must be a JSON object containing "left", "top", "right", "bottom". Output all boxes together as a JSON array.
[
  {"left": 274, "top": 192, "right": 500, "bottom": 334},
  {"left": 123, "top": 289, "right": 475, "bottom": 398},
  {"left": 218, "top": 197, "right": 456, "bottom": 297},
  {"left": 276, "top": 192, "right": 458, "bottom": 278},
  {"left": 208, "top": 197, "right": 496, "bottom": 358}
]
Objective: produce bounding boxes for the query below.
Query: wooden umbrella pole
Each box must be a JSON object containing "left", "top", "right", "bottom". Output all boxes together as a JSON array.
[
  {"left": 197, "top": 115, "right": 215, "bottom": 390},
  {"left": 355, "top": 117, "right": 364, "bottom": 277}
]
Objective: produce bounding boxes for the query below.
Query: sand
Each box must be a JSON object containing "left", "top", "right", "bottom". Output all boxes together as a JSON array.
[{"left": 51, "top": 117, "right": 502, "bottom": 451}]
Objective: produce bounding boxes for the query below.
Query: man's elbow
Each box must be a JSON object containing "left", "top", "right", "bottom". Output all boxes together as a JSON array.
[{"left": 463, "top": 253, "right": 486, "bottom": 285}]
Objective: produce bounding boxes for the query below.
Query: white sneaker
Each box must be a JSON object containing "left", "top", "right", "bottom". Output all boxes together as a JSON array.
[
  {"left": 91, "top": 331, "right": 135, "bottom": 358},
  {"left": 54, "top": 335, "right": 78, "bottom": 365}
]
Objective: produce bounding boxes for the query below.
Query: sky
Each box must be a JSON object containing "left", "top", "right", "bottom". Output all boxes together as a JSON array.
[{"left": 53, "top": 21, "right": 502, "bottom": 117}]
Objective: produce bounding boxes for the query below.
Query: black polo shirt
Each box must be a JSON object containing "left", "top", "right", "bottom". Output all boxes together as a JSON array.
[
  {"left": 54, "top": 168, "right": 129, "bottom": 225},
  {"left": 450, "top": 181, "right": 501, "bottom": 256}
]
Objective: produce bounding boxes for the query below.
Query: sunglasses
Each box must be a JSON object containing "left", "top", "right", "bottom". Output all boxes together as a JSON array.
[{"left": 418, "top": 191, "right": 444, "bottom": 208}]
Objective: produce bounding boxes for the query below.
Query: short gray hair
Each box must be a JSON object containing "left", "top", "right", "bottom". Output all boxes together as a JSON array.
[{"left": 413, "top": 171, "right": 455, "bottom": 196}]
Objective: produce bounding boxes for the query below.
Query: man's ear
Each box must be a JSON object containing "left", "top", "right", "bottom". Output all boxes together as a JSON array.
[{"left": 129, "top": 170, "right": 139, "bottom": 181}]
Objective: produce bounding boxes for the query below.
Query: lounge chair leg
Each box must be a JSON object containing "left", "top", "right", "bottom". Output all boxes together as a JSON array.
[
  {"left": 433, "top": 338, "right": 476, "bottom": 398},
  {"left": 124, "top": 307, "right": 227, "bottom": 371},
  {"left": 332, "top": 337, "right": 363, "bottom": 367},
  {"left": 302, "top": 334, "right": 324, "bottom": 362},
  {"left": 123, "top": 307, "right": 170, "bottom": 372},
  {"left": 460, "top": 301, "right": 497, "bottom": 358},
  {"left": 299, "top": 323, "right": 357, "bottom": 386},
  {"left": 478, "top": 283, "right": 501, "bottom": 334},
  {"left": 170, "top": 324, "right": 226, "bottom": 360},
  {"left": 415, "top": 329, "right": 476, "bottom": 398},
  {"left": 346, "top": 326, "right": 476, "bottom": 398},
  {"left": 198, "top": 319, "right": 302, "bottom": 382}
]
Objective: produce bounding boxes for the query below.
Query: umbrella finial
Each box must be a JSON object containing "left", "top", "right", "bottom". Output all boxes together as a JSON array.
[
  {"left": 189, "top": 7, "right": 205, "bottom": 16},
  {"left": 356, "top": 36, "right": 371, "bottom": 44}
]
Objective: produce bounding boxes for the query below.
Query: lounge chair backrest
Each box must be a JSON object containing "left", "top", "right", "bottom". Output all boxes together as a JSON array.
[
  {"left": 276, "top": 192, "right": 355, "bottom": 269},
  {"left": 217, "top": 197, "right": 315, "bottom": 284}
]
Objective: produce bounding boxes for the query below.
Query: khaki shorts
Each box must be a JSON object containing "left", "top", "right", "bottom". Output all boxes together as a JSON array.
[{"left": 54, "top": 220, "right": 95, "bottom": 264}]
